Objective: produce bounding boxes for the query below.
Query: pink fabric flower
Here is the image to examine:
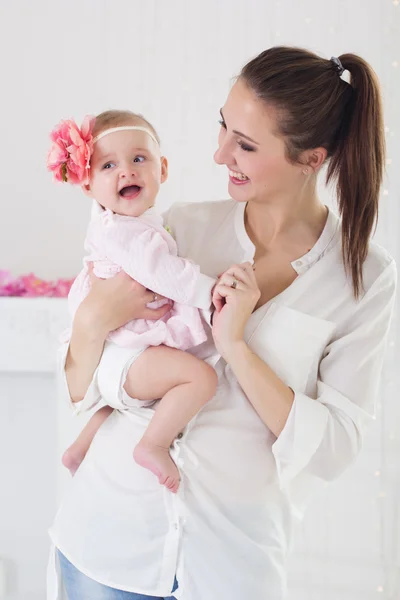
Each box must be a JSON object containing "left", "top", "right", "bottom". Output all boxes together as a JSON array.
[{"left": 47, "top": 115, "right": 95, "bottom": 185}]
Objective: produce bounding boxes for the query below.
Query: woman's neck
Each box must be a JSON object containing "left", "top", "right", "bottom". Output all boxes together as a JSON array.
[{"left": 244, "top": 188, "right": 328, "bottom": 253}]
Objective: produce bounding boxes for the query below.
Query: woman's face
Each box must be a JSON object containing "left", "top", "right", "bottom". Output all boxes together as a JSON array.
[{"left": 214, "top": 78, "right": 304, "bottom": 205}]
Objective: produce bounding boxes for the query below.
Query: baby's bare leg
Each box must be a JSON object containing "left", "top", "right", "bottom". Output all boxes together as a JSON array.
[
  {"left": 62, "top": 405, "right": 114, "bottom": 476},
  {"left": 125, "top": 346, "right": 217, "bottom": 493}
]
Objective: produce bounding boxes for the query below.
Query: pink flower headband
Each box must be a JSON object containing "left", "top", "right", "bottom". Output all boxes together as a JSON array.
[{"left": 47, "top": 117, "right": 159, "bottom": 185}]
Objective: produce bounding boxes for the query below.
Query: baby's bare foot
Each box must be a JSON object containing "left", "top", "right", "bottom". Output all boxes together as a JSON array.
[
  {"left": 133, "top": 440, "right": 180, "bottom": 493},
  {"left": 62, "top": 447, "right": 86, "bottom": 476}
]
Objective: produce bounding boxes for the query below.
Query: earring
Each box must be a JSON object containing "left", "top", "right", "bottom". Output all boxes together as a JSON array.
[{"left": 302, "top": 168, "right": 309, "bottom": 175}]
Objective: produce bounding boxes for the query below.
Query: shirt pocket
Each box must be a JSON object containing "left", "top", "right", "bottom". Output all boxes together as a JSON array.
[{"left": 246, "top": 304, "right": 336, "bottom": 393}]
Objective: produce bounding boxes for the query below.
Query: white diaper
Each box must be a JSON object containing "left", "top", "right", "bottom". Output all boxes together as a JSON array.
[{"left": 96, "top": 341, "right": 157, "bottom": 410}]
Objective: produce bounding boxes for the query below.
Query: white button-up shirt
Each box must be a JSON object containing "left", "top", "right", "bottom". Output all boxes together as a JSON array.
[{"left": 48, "top": 200, "right": 396, "bottom": 600}]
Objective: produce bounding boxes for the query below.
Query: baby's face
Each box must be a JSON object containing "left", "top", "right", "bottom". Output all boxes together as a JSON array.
[{"left": 85, "top": 129, "right": 168, "bottom": 217}]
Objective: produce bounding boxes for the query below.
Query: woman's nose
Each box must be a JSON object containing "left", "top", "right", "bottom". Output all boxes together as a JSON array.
[{"left": 214, "top": 140, "right": 232, "bottom": 165}]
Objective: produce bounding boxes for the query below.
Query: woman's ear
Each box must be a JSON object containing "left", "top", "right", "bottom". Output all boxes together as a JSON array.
[
  {"left": 301, "top": 147, "right": 327, "bottom": 173},
  {"left": 160, "top": 156, "right": 168, "bottom": 183}
]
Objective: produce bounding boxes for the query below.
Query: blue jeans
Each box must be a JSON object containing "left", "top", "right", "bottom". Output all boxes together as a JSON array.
[{"left": 57, "top": 550, "right": 178, "bottom": 600}]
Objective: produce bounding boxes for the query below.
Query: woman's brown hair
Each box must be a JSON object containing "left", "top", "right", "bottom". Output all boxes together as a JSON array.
[{"left": 241, "top": 46, "right": 385, "bottom": 298}]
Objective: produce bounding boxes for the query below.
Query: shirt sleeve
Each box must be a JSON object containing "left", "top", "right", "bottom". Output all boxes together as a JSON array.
[
  {"left": 57, "top": 340, "right": 102, "bottom": 416},
  {"left": 272, "top": 259, "right": 397, "bottom": 486},
  {"left": 101, "top": 222, "right": 216, "bottom": 310},
  {"left": 162, "top": 204, "right": 213, "bottom": 326}
]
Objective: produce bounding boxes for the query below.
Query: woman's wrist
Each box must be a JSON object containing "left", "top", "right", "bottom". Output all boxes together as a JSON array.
[
  {"left": 223, "top": 339, "right": 250, "bottom": 367},
  {"left": 74, "top": 302, "right": 110, "bottom": 342}
]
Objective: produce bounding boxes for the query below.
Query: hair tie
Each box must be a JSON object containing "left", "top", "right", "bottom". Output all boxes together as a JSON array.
[{"left": 330, "top": 56, "right": 345, "bottom": 76}]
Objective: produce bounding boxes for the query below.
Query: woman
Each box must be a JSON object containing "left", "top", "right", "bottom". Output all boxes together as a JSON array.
[{"left": 49, "top": 47, "right": 396, "bottom": 600}]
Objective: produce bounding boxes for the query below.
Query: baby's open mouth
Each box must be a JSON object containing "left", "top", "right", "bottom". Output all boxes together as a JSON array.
[{"left": 119, "top": 185, "right": 142, "bottom": 198}]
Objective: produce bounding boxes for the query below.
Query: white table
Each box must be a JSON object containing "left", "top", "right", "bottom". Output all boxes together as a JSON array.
[{"left": 0, "top": 298, "right": 72, "bottom": 600}]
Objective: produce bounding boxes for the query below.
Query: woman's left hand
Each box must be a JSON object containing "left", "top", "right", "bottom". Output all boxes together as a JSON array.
[{"left": 212, "top": 262, "right": 261, "bottom": 360}]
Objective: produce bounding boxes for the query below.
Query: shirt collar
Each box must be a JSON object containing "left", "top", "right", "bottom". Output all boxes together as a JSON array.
[
  {"left": 91, "top": 200, "right": 161, "bottom": 226},
  {"left": 234, "top": 201, "right": 340, "bottom": 274}
]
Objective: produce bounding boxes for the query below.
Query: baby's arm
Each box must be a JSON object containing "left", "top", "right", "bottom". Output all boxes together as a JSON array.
[{"left": 99, "top": 223, "right": 216, "bottom": 310}]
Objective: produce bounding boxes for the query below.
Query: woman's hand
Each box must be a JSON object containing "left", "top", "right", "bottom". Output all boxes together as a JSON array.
[
  {"left": 212, "top": 262, "right": 260, "bottom": 361},
  {"left": 76, "top": 264, "right": 170, "bottom": 336}
]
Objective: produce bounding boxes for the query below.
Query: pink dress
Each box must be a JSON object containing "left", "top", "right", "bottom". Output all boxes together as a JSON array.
[{"left": 67, "top": 201, "right": 216, "bottom": 350}]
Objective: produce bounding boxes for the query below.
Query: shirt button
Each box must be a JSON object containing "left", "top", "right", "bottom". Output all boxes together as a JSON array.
[
  {"left": 177, "top": 432, "right": 184, "bottom": 439},
  {"left": 295, "top": 260, "right": 303, "bottom": 267}
]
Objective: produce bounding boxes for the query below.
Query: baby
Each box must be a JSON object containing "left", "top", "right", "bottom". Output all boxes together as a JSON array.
[{"left": 48, "top": 110, "right": 218, "bottom": 493}]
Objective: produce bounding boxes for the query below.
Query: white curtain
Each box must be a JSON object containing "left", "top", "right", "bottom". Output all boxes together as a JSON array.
[{"left": 0, "top": 1, "right": 398, "bottom": 598}]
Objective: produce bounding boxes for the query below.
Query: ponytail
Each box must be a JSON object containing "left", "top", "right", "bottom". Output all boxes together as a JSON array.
[{"left": 326, "top": 54, "right": 385, "bottom": 298}]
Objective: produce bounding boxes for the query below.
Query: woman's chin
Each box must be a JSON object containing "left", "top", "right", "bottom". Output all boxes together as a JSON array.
[{"left": 228, "top": 181, "right": 251, "bottom": 202}]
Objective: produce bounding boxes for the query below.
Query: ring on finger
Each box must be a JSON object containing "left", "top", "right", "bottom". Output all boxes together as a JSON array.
[{"left": 231, "top": 279, "right": 238, "bottom": 289}]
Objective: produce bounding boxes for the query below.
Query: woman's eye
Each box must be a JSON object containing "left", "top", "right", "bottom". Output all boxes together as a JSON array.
[
  {"left": 102, "top": 162, "right": 115, "bottom": 170},
  {"left": 218, "top": 119, "right": 227, "bottom": 129},
  {"left": 133, "top": 156, "right": 145, "bottom": 163},
  {"left": 238, "top": 140, "right": 255, "bottom": 152}
]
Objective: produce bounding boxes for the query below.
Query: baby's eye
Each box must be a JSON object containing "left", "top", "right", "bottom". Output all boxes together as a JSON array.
[
  {"left": 102, "top": 162, "right": 115, "bottom": 170},
  {"left": 133, "top": 156, "right": 145, "bottom": 163}
]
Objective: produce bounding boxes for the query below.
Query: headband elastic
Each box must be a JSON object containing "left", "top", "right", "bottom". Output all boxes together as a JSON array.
[{"left": 93, "top": 125, "right": 159, "bottom": 146}]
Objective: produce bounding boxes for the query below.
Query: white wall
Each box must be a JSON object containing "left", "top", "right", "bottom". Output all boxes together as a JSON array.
[
  {"left": 1, "top": 0, "right": 398, "bottom": 279},
  {"left": 0, "top": 1, "right": 399, "bottom": 599}
]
